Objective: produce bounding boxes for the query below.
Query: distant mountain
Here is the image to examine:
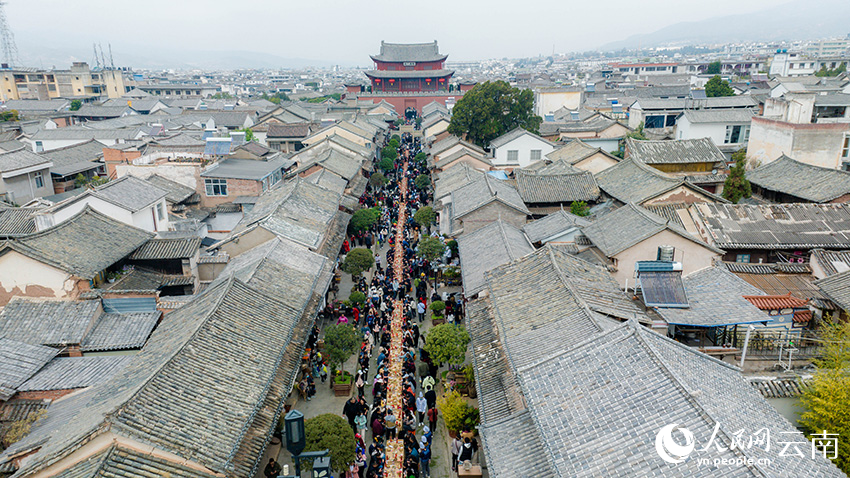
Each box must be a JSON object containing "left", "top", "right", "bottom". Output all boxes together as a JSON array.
[{"left": 599, "top": 0, "right": 850, "bottom": 51}]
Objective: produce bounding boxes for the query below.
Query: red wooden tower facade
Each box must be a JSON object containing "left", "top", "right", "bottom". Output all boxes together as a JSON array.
[{"left": 365, "top": 41, "right": 454, "bottom": 93}]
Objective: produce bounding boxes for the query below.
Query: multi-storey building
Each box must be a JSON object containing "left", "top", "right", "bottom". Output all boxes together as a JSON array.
[{"left": 0, "top": 62, "right": 127, "bottom": 101}]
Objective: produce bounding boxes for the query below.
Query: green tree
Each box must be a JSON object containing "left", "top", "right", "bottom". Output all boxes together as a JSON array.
[
  {"left": 303, "top": 414, "right": 355, "bottom": 473},
  {"left": 424, "top": 323, "right": 470, "bottom": 366},
  {"left": 341, "top": 248, "right": 374, "bottom": 277},
  {"left": 429, "top": 300, "right": 446, "bottom": 318},
  {"left": 381, "top": 146, "right": 397, "bottom": 162},
  {"left": 414, "top": 174, "right": 431, "bottom": 191},
  {"left": 448, "top": 80, "right": 542, "bottom": 148},
  {"left": 570, "top": 201, "right": 590, "bottom": 217},
  {"left": 69, "top": 99, "right": 82, "bottom": 111},
  {"left": 391, "top": 134, "right": 401, "bottom": 143},
  {"left": 413, "top": 206, "right": 436, "bottom": 232},
  {"left": 722, "top": 152, "right": 751, "bottom": 204},
  {"left": 0, "top": 109, "right": 18, "bottom": 122},
  {"left": 414, "top": 152, "right": 427, "bottom": 164},
  {"left": 437, "top": 390, "right": 480, "bottom": 433},
  {"left": 238, "top": 128, "right": 255, "bottom": 142},
  {"left": 323, "top": 323, "right": 359, "bottom": 374},
  {"left": 417, "top": 236, "right": 446, "bottom": 286},
  {"left": 211, "top": 92, "right": 233, "bottom": 99},
  {"left": 348, "top": 291, "right": 366, "bottom": 308},
  {"left": 446, "top": 239, "right": 458, "bottom": 258},
  {"left": 798, "top": 317, "right": 850, "bottom": 474},
  {"left": 350, "top": 208, "right": 380, "bottom": 233},
  {"left": 379, "top": 157, "right": 395, "bottom": 172},
  {"left": 706, "top": 61, "right": 722, "bottom": 75},
  {"left": 705, "top": 75, "right": 735, "bottom": 97},
  {"left": 369, "top": 172, "right": 387, "bottom": 188}
]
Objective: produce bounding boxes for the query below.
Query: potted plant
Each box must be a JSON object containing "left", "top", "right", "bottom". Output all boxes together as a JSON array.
[
  {"left": 299, "top": 414, "right": 356, "bottom": 474},
  {"left": 323, "top": 324, "right": 360, "bottom": 397},
  {"left": 430, "top": 300, "right": 446, "bottom": 325},
  {"left": 437, "top": 390, "right": 480, "bottom": 437},
  {"left": 463, "top": 364, "right": 476, "bottom": 398}
]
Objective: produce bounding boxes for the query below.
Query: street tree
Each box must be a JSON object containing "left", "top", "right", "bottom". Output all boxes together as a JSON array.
[
  {"left": 413, "top": 206, "right": 436, "bottom": 232},
  {"left": 424, "top": 323, "right": 470, "bottom": 366},
  {"left": 304, "top": 414, "right": 355, "bottom": 473},
  {"left": 414, "top": 174, "right": 431, "bottom": 191},
  {"left": 341, "top": 248, "right": 374, "bottom": 277},
  {"left": 448, "top": 80, "right": 542, "bottom": 148},
  {"left": 369, "top": 172, "right": 388, "bottom": 188},
  {"left": 416, "top": 236, "right": 446, "bottom": 286}
]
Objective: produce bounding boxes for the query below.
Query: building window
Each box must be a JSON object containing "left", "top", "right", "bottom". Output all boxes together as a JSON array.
[
  {"left": 507, "top": 150, "right": 519, "bottom": 163},
  {"left": 530, "top": 150, "right": 542, "bottom": 161},
  {"left": 645, "top": 115, "right": 665, "bottom": 129},
  {"left": 842, "top": 135, "right": 850, "bottom": 159},
  {"left": 736, "top": 254, "right": 751, "bottom": 263},
  {"left": 35, "top": 141, "right": 43, "bottom": 153},
  {"left": 156, "top": 202, "right": 165, "bottom": 221},
  {"left": 204, "top": 178, "right": 227, "bottom": 196},
  {"left": 33, "top": 171, "right": 43, "bottom": 189},
  {"left": 725, "top": 125, "right": 748, "bottom": 144}
]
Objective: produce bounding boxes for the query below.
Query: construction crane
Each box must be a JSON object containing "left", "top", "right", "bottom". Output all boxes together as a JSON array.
[{"left": 0, "top": 1, "right": 19, "bottom": 67}]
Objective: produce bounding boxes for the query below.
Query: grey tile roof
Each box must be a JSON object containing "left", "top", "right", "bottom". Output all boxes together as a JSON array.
[
  {"left": 74, "top": 105, "right": 135, "bottom": 118},
  {"left": 0, "top": 147, "right": 51, "bottom": 174},
  {"left": 80, "top": 312, "right": 161, "bottom": 352},
  {"left": 643, "top": 203, "right": 688, "bottom": 228},
  {"left": 371, "top": 41, "right": 446, "bottom": 62},
  {"left": 512, "top": 320, "right": 845, "bottom": 477},
  {"left": 48, "top": 445, "right": 220, "bottom": 478},
  {"left": 303, "top": 168, "right": 348, "bottom": 195},
  {"left": 680, "top": 108, "right": 755, "bottom": 123},
  {"left": 482, "top": 245, "right": 629, "bottom": 371},
  {"left": 0, "top": 207, "right": 38, "bottom": 237},
  {"left": 214, "top": 237, "right": 333, "bottom": 312},
  {"left": 39, "top": 139, "right": 104, "bottom": 177},
  {"left": 231, "top": 177, "right": 342, "bottom": 250},
  {"left": 747, "top": 154, "right": 850, "bottom": 203},
  {"left": 1, "top": 277, "right": 305, "bottom": 478},
  {"left": 201, "top": 156, "right": 287, "bottom": 181},
  {"left": 143, "top": 174, "right": 197, "bottom": 204},
  {"left": 632, "top": 95, "right": 758, "bottom": 110},
  {"left": 692, "top": 202, "right": 850, "bottom": 249},
  {"left": 0, "top": 338, "right": 58, "bottom": 400},
  {"left": 450, "top": 174, "right": 529, "bottom": 220},
  {"left": 522, "top": 209, "right": 590, "bottom": 243},
  {"left": 430, "top": 135, "right": 485, "bottom": 158},
  {"left": 17, "top": 356, "right": 133, "bottom": 392},
  {"left": 810, "top": 248, "right": 850, "bottom": 277},
  {"left": 542, "top": 139, "right": 616, "bottom": 166},
  {"left": 104, "top": 267, "right": 192, "bottom": 292},
  {"left": 129, "top": 237, "right": 201, "bottom": 260},
  {"left": 488, "top": 127, "right": 552, "bottom": 149},
  {"left": 151, "top": 132, "right": 206, "bottom": 147},
  {"left": 3, "top": 99, "right": 69, "bottom": 112},
  {"left": 514, "top": 169, "right": 600, "bottom": 203},
  {"left": 457, "top": 220, "right": 535, "bottom": 296},
  {"left": 267, "top": 123, "right": 311, "bottom": 138},
  {"left": 0, "top": 298, "right": 100, "bottom": 346},
  {"left": 434, "top": 162, "right": 485, "bottom": 202},
  {"left": 434, "top": 147, "right": 490, "bottom": 170},
  {"left": 595, "top": 157, "right": 727, "bottom": 205},
  {"left": 30, "top": 128, "right": 143, "bottom": 141},
  {"left": 582, "top": 203, "right": 722, "bottom": 257},
  {"left": 295, "top": 148, "right": 363, "bottom": 182},
  {"left": 655, "top": 266, "right": 770, "bottom": 327},
  {"left": 815, "top": 269, "right": 850, "bottom": 311},
  {"left": 10, "top": 207, "right": 153, "bottom": 279},
  {"left": 626, "top": 137, "right": 726, "bottom": 165},
  {"left": 91, "top": 176, "right": 168, "bottom": 212}
]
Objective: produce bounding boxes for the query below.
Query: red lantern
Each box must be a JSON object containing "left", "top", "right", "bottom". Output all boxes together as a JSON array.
[
  {"left": 425, "top": 78, "right": 431, "bottom": 83},
  {"left": 375, "top": 79, "right": 381, "bottom": 83},
  {"left": 389, "top": 79, "right": 395, "bottom": 84},
  {"left": 439, "top": 78, "right": 445, "bottom": 82}
]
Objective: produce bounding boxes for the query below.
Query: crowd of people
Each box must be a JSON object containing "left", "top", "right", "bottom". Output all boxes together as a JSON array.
[{"left": 332, "top": 130, "right": 444, "bottom": 478}]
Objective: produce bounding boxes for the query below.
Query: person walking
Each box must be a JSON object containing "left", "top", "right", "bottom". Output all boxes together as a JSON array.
[
  {"left": 450, "top": 436, "right": 462, "bottom": 473},
  {"left": 417, "top": 300, "right": 426, "bottom": 322},
  {"left": 427, "top": 406, "right": 438, "bottom": 432},
  {"left": 384, "top": 408, "right": 397, "bottom": 439},
  {"left": 343, "top": 396, "right": 359, "bottom": 432},
  {"left": 416, "top": 392, "right": 427, "bottom": 427},
  {"left": 419, "top": 438, "right": 431, "bottom": 478}
]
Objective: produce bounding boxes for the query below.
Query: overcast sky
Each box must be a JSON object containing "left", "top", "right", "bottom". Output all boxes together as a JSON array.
[{"left": 6, "top": 0, "right": 789, "bottom": 67}]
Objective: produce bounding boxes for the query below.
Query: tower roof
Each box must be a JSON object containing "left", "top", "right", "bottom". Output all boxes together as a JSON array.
[{"left": 371, "top": 41, "right": 447, "bottom": 63}]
